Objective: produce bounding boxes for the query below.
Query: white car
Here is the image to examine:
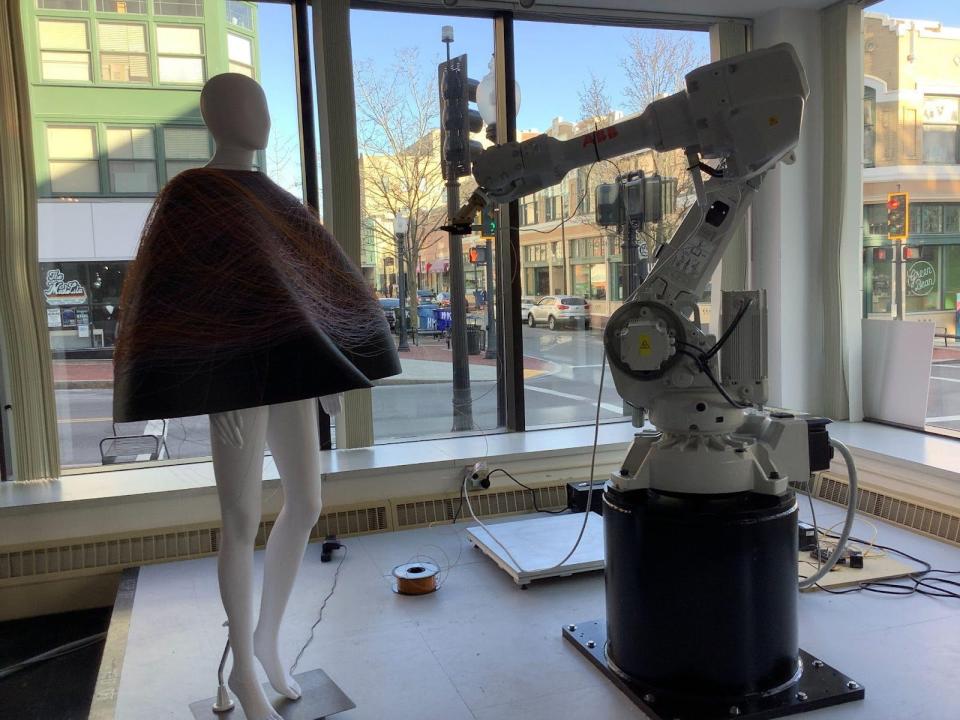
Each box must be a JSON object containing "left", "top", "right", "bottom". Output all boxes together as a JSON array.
[
  {"left": 527, "top": 296, "right": 591, "bottom": 330},
  {"left": 519, "top": 296, "right": 538, "bottom": 320}
]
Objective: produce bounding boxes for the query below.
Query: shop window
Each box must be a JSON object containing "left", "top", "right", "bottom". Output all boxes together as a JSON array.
[
  {"left": 157, "top": 25, "right": 204, "bottom": 83},
  {"left": 96, "top": 0, "right": 147, "bottom": 12},
  {"left": 943, "top": 246, "right": 960, "bottom": 312},
  {"left": 38, "top": 0, "right": 87, "bottom": 9},
  {"left": 46, "top": 125, "right": 100, "bottom": 193},
  {"left": 163, "top": 126, "right": 211, "bottom": 179},
  {"left": 227, "top": 33, "right": 254, "bottom": 77},
  {"left": 922, "top": 97, "right": 959, "bottom": 164},
  {"left": 106, "top": 127, "right": 157, "bottom": 193},
  {"left": 154, "top": 0, "right": 203, "bottom": 16},
  {"left": 942, "top": 205, "right": 960, "bottom": 235},
  {"left": 905, "top": 245, "right": 941, "bottom": 313},
  {"left": 98, "top": 22, "right": 150, "bottom": 83},
  {"left": 38, "top": 20, "right": 91, "bottom": 82},
  {"left": 227, "top": 2, "right": 254, "bottom": 31},
  {"left": 863, "top": 204, "right": 887, "bottom": 235},
  {"left": 920, "top": 205, "right": 943, "bottom": 234}
]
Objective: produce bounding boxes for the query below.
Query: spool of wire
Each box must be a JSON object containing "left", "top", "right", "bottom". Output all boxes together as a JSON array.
[{"left": 392, "top": 562, "right": 440, "bottom": 595}]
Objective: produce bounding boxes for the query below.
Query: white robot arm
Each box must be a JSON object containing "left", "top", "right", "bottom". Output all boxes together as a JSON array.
[{"left": 454, "top": 43, "right": 820, "bottom": 497}]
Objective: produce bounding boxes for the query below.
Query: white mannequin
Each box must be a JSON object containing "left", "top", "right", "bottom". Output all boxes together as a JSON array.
[{"left": 201, "top": 73, "right": 342, "bottom": 720}]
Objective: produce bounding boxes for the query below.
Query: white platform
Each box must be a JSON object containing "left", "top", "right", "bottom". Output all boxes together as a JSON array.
[
  {"left": 108, "top": 501, "right": 960, "bottom": 719},
  {"left": 466, "top": 512, "right": 605, "bottom": 587}
]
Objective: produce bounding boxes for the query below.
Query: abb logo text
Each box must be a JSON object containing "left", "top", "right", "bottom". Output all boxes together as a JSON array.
[{"left": 582, "top": 126, "right": 619, "bottom": 148}]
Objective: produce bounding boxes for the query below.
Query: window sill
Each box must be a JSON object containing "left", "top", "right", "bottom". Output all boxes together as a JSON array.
[{"left": 0, "top": 422, "right": 637, "bottom": 514}]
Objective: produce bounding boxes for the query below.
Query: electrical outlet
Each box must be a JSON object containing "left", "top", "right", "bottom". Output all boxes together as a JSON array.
[{"left": 464, "top": 462, "right": 491, "bottom": 491}]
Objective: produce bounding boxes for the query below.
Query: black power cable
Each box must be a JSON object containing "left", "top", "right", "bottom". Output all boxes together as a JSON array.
[{"left": 489, "top": 468, "right": 568, "bottom": 515}]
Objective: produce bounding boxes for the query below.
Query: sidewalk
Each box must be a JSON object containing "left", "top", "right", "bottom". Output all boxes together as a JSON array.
[{"left": 51, "top": 345, "right": 557, "bottom": 389}]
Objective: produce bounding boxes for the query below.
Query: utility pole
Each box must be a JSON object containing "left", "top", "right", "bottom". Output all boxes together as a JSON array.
[
  {"left": 484, "top": 238, "right": 496, "bottom": 359},
  {"left": 394, "top": 215, "right": 410, "bottom": 352}
]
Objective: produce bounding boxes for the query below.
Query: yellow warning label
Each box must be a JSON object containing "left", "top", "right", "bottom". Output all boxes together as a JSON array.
[{"left": 638, "top": 335, "right": 652, "bottom": 356}]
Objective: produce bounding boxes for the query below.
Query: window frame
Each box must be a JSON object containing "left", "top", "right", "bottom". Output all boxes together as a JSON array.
[
  {"left": 104, "top": 124, "right": 159, "bottom": 195},
  {"left": 44, "top": 123, "right": 101, "bottom": 196},
  {"left": 161, "top": 124, "right": 212, "bottom": 181},
  {"left": 153, "top": 0, "right": 205, "bottom": 18},
  {"left": 96, "top": 19, "right": 151, "bottom": 85},
  {"left": 155, "top": 23, "right": 206, "bottom": 86},
  {"left": 226, "top": 31, "right": 255, "bottom": 77},
  {"left": 36, "top": 17, "right": 92, "bottom": 84}
]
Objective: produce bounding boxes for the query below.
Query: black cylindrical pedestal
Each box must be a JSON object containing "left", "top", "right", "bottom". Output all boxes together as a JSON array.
[{"left": 604, "top": 487, "right": 799, "bottom": 703}]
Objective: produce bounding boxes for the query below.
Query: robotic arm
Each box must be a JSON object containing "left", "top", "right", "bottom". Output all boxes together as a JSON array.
[{"left": 454, "top": 44, "right": 820, "bottom": 498}]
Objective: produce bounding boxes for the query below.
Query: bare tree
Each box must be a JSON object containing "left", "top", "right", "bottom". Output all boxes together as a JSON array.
[
  {"left": 265, "top": 129, "right": 301, "bottom": 196},
  {"left": 354, "top": 48, "right": 449, "bottom": 331},
  {"left": 578, "top": 71, "right": 613, "bottom": 124}
]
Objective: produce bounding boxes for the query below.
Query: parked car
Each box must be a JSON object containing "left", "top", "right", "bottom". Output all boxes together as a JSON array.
[
  {"left": 527, "top": 296, "right": 590, "bottom": 330},
  {"left": 519, "top": 296, "right": 538, "bottom": 321},
  {"left": 417, "top": 289, "right": 436, "bottom": 303},
  {"left": 378, "top": 297, "right": 399, "bottom": 330},
  {"left": 435, "top": 291, "right": 451, "bottom": 307}
]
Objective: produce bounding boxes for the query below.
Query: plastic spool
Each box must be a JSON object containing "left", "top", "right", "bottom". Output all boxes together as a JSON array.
[{"left": 392, "top": 562, "right": 440, "bottom": 595}]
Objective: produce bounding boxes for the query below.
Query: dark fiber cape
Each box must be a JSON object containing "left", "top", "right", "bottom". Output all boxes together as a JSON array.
[{"left": 113, "top": 169, "right": 400, "bottom": 422}]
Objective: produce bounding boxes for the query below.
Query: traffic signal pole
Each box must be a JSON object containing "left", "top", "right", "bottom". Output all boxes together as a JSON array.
[
  {"left": 484, "top": 238, "right": 497, "bottom": 359},
  {"left": 441, "top": 35, "right": 473, "bottom": 432}
]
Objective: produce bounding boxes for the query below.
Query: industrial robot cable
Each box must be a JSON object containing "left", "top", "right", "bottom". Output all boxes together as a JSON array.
[
  {"left": 462, "top": 355, "right": 607, "bottom": 574},
  {"left": 798, "top": 437, "right": 858, "bottom": 590}
]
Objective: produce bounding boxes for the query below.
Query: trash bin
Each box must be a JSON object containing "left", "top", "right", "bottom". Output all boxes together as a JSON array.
[
  {"left": 417, "top": 303, "right": 438, "bottom": 332},
  {"left": 466, "top": 326, "right": 481, "bottom": 355}
]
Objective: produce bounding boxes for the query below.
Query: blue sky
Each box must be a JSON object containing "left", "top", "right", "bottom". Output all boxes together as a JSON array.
[{"left": 255, "top": 0, "right": 960, "bottom": 192}]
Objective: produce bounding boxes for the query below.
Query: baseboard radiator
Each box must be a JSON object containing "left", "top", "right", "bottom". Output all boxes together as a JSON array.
[
  {"left": 808, "top": 471, "right": 960, "bottom": 547},
  {"left": 0, "top": 482, "right": 568, "bottom": 618}
]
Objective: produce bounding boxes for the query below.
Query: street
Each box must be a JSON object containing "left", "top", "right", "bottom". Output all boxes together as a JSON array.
[{"left": 54, "top": 326, "right": 959, "bottom": 468}]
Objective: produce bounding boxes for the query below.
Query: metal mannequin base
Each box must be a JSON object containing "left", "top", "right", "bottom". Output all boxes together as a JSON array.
[
  {"left": 189, "top": 669, "right": 354, "bottom": 720},
  {"left": 563, "top": 620, "right": 864, "bottom": 720}
]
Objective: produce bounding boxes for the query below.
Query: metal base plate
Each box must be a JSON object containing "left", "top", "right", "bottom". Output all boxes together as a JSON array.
[
  {"left": 563, "top": 620, "right": 864, "bottom": 720},
  {"left": 189, "top": 669, "right": 355, "bottom": 720}
]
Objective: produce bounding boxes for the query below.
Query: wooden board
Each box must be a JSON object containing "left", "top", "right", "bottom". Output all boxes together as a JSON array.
[
  {"left": 466, "top": 513, "right": 604, "bottom": 587},
  {"left": 799, "top": 551, "right": 914, "bottom": 590}
]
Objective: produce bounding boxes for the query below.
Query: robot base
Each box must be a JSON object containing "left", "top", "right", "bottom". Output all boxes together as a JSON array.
[{"left": 563, "top": 620, "right": 864, "bottom": 720}]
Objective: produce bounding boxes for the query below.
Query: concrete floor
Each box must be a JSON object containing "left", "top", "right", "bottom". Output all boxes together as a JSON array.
[{"left": 114, "top": 501, "right": 960, "bottom": 720}]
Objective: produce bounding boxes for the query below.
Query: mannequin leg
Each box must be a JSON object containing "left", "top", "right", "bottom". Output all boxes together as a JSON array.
[
  {"left": 254, "top": 399, "right": 323, "bottom": 699},
  {"left": 210, "top": 406, "right": 282, "bottom": 720}
]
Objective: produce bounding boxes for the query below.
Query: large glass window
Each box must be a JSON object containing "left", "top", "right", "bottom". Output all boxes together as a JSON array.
[
  {"left": 156, "top": 25, "right": 205, "bottom": 84},
  {"left": 46, "top": 125, "right": 99, "bottom": 193},
  {"left": 98, "top": 22, "right": 150, "bottom": 83},
  {"left": 516, "top": 20, "right": 707, "bottom": 429},
  {"left": 865, "top": 4, "right": 960, "bottom": 437},
  {"left": 38, "top": 20, "right": 91, "bottom": 82},
  {"left": 26, "top": 2, "right": 303, "bottom": 468}
]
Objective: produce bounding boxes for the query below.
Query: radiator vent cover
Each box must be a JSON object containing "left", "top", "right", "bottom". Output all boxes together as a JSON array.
[
  {"left": 813, "top": 472, "right": 960, "bottom": 546},
  {"left": 0, "top": 504, "right": 389, "bottom": 583},
  {"left": 395, "top": 484, "right": 567, "bottom": 528}
]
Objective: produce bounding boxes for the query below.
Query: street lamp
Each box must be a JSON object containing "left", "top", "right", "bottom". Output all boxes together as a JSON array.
[{"left": 394, "top": 213, "right": 410, "bottom": 352}]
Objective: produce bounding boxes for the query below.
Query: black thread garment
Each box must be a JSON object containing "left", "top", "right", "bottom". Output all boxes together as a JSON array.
[{"left": 113, "top": 168, "right": 400, "bottom": 422}]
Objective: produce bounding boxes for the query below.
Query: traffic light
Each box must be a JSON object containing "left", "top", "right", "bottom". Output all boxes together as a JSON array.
[
  {"left": 438, "top": 54, "right": 483, "bottom": 180},
  {"left": 468, "top": 246, "right": 487, "bottom": 264},
  {"left": 480, "top": 204, "right": 497, "bottom": 239},
  {"left": 887, "top": 192, "right": 908, "bottom": 240}
]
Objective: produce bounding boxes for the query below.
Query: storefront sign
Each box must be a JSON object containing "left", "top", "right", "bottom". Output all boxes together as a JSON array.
[
  {"left": 77, "top": 308, "right": 90, "bottom": 338},
  {"left": 906, "top": 260, "right": 936, "bottom": 297},
  {"left": 47, "top": 308, "right": 62, "bottom": 328},
  {"left": 44, "top": 269, "right": 87, "bottom": 306}
]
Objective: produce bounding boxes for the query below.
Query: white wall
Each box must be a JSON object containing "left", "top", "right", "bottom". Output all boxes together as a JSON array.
[
  {"left": 752, "top": 8, "right": 825, "bottom": 413},
  {"left": 38, "top": 199, "right": 150, "bottom": 262}
]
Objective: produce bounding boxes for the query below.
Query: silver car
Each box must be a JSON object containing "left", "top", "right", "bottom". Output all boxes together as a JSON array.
[
  {"left": 527, "top": 296, "right": 591, "bottom": 330},
  {"left": 519, "top": 295, "right": 538, "bottom": 320}
]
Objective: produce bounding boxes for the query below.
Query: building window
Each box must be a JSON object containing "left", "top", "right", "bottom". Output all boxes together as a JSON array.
[
  {"left": 863, "top": 86, "right": 876, "bottom": 168},
  {"left": 156, "top": 25, "right": 205, "bottom": 83},
  {"left": 863, "top": 204, "right": 887, "bottom": 236},
  {"left": 38, "top": 20, "right": 91, "bottom": 82},
  {"left": 98, "top": 22, "right": 150, "bottom": 83},
  {"left": 227, "top": 33, "right": 254, "bottom": 77},
  {"left": 96, "top": 0, "right": 147, "bottom": 12},
  {"left": 38, "top": 0, "right": 87, "bottom": 9},
  {"left": 922, "top": 96, "right": 959, "bottom": 164},
  {"left": 944, "top": 205, "right": 960, "bottom": 234},
  {"left": 163, "top": 126, "right": 211, "bottom": 179},
  {"left": 226, "top": 1, "right": 254, "bottom": 30},
  {"left": 46, "top": 125, "right": 100, "bottom": 193},
  {"left": 521, "top": 201, "right": 538, "bottom": 226},
  {"left": 573, "top": 263, "right": 606, "bottom": 300},
  {"left": 154, "top": 0, "right": 203, "bottom": 16},
  {"left": 106, "top": 127, "right": 157, "bottom": 193},
  {"left": 920, "top": 205, "right": 943, "bottom": 234}
]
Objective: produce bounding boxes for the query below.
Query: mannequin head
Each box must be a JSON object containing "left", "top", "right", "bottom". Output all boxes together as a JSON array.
[{"left": 201, "top": 73, "right": 270, "bottom": 154}]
